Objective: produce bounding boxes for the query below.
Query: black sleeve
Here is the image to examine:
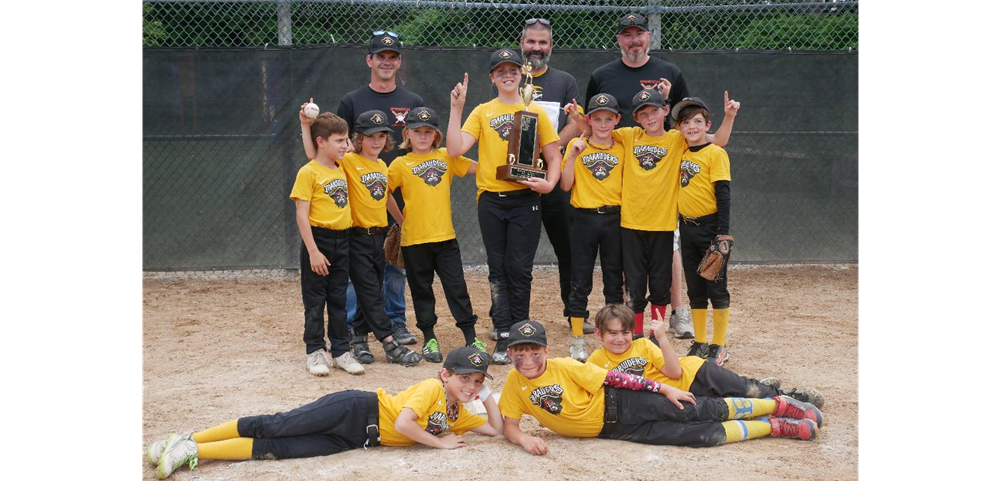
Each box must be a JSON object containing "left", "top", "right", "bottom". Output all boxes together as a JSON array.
[
  {"left": 714, "top": 181, "right": 731, "bottom": 235},
  {"left": 585, "top": 73, "right": 598, "bottom": 108},
  {"left": 336, "top": 97, "right": 355, "bottom": 136}
]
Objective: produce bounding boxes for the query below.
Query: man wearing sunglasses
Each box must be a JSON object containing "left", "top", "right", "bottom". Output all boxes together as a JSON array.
[
  {"left": 487, "top": 18, "right": 588, "bottom": 339},
  {"left": 337, "top": 30, "right": 427, "bottom": 353},
  {"left": 586, "top": 13, "right": 690, "bottom": 130}
]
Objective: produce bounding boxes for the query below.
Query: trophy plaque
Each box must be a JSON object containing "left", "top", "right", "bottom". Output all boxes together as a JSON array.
[{"left": 496, "top": 64, "right": 547, "bottom": 181}]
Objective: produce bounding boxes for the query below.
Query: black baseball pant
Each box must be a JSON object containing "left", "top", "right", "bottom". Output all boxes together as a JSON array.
[
  {"left": 401, "top": 239, "right": 478, "bottom": 336},
  {"left": 679, "top": 214, "right": 730, "bottom": 309},
  {"left": 688, "top": 361, "right": 779, "bottom": 399},
  {"left": 348, "top": 228, "right": 394, "bottom": 341},
  {"left": 567, "top": 210, "right": 623, "bottom": 320},
  {"left": 300, "top": 227, "right": 350, "bottom": 357},
  {"left": 477, "top": 190, "right": 542, "bottom": 333},
  {"left": 621, "top": 228, "right": 674, "bottom": 315},
  {"left": 540, "top": 184, "right": 574, "bottom": 318},
  {"left": 599, "top": 388, "right": 729, "bottom": 447}
]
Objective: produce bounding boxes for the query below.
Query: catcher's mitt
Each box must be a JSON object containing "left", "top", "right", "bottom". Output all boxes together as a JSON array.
[
  {"left": 697, "top": 235, "right": 734, "bottom": 281},
  {"left": 384, "top": 224, "right": 404, "bottom": 269}
]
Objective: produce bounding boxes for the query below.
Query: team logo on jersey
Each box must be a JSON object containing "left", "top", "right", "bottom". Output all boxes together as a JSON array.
[
  {"left": 381, "top": 36, "right": 395, "bottom": 46},
  {"left": 361, "top": 171, "right": 388, "bottom": 201},
  {"left": 412, "top": 159, "right": 448, "bottom": 186},
  {"left": 531, "top": 85, "right": 544, "bottom": 101},
  {"left": 680, "top": 160, "right": 702, "bottom": 187},
  {"left": 639, "top": 79, "right": 660, "bottom": 90},
  {"left": 468, "top": 352, "right": 485, "bottom": 366},
  {"left": 611, "top": 357, "right": 649, "bottom": 377},
  {"left": 371, "top": 112, "right": 386, "bottom": 125},
  {"left": 489, "top": 114, "right": 515, "bottom": 140},
  {"left": 581, "top": 152, "right": 619, "bottom": 181},
  {"left": 529, "top": 384, "right": 565, "bottom": 415},
  {"left": 323, "top": 179, "right": 349, "bottom": 208},
  {"left": 633, "top": 145, "right": 667, "bottom": 171},
  {"left": 390, "top": 107, "right": 411, "bottom": 126},
  {"left": 425, "top": 411, "right": 451, "bottom": 436}
]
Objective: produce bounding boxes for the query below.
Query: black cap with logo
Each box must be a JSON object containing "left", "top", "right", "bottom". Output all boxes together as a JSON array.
[
  {"left": 617, "top": 13, "right": 649, "bottom": 34},
  {"left": 631, "top": 88, "right": 668, "bottom": 117},
  {"left": 671, "top": 97, "right": 710, "bottom": 121},
  {"left": 489, "top": 48, "right": 524, "bottom": 72},
  {"left": 444, "top": 346, "right": 493, "bottom": 380},
  {"left": 586, "top": 93, "right": 620, "bottom": 115},
  {"left": 355, "top": 110, "right": 393, "bottom": 136},
  {"left": 507, "top": 320, "right": 548, "bottom": 347},
  {"left": 369, "top": 30, "right": 401, "bottom": 55},
  {"left": 404, "top": 106, "right": 441, "bottom": 132}
]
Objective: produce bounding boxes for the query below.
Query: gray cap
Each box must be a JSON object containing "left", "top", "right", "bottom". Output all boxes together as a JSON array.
[
  {"left": 507, "top": 320, "right": 547, "bottom": 347},
  {"left": 444, "top": 346, "right": 493, "bottom": 380},
  {"left": 671, "top": 97, "right": 710, "bottom": 121}
]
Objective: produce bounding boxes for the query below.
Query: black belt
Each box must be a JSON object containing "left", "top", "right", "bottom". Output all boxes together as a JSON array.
[
  {"left": 599, "top": 387, "right": 620, "bottom": 438},
  {"left": 489, "top": 189, "right": 535, "bottom": 198},
  {"left": 680, "top": 212, "right": 718, "bottom": 226},
  {"left": 350, "top": 226, "right": 386, "bottom": 236},
  {"left": 364, "top": 392, "right": 380, "bottom": 448},
  {"left": 311, "top": 226, "right": 351, "bottom": 238},
  {"left": 577, "top": 205, "right": 621, "bottom": 215}
]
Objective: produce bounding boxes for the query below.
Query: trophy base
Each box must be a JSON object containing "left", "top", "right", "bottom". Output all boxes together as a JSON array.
[{"left": 496, "top": 164, "right": 547, "bottom": 181}]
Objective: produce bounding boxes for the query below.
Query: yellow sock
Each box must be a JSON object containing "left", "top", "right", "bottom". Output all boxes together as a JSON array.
[
  {"left": 570, "top": 317, "right": 585, "bottom": 337},
  {"left": 712, "top": 308, "right": 730, "bottom": 346},
  {"left": 723, "top": 397, "right": 776, "bottom": 419},
  {"left": 197, "top": 438, "right": 254, "bottom": 461},
  {"left": 721, "top": 420, "right": 772, "bottom": 443},
  {"left": 193, "top": 419, "right": 240, "bottom": 443},
  {"left": 692, "top": 309, "right": 708, "bottom": 343}
]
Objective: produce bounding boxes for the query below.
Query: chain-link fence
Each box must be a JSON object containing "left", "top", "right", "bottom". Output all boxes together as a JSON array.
[{"left": 143, "top": 0, "right": 858, "bottom": 50}]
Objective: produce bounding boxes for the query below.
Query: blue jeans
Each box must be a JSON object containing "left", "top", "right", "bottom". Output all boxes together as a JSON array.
[{"left": 346, "top": 262, "right": 407, "bottom": 331}]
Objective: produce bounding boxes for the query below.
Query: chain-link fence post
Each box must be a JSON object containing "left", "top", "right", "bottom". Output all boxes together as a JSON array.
[
  {"left": 649, "top": 0, "right": 662, "bottom": 50},
  {"left": 277, "top": 0, "right": 292, "bottom": 46}
]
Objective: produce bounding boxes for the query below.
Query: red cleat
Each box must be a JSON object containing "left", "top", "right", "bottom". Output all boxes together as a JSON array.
[
  {"left": 769, "top": 417, "right": 819, "bottom": 441},
  {"left": 773, "top": 395, "right": 823, "bottom": 427}
]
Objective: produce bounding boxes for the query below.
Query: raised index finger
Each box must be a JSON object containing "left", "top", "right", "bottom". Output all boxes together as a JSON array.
[
  {"left": 463, "top": 72, "right": 469, "bottom": 88},
  {"left": 724, "top": 90, "right": 730, "bottom": 105}
]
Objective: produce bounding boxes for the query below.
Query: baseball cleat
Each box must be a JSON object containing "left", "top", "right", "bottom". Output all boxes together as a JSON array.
[
  {"left": 668, "top": 307, "right": 694, "bottom": 339},
  {"left": 307, "top": 350, "right": 331, "bottom": 376},
  {"left": 569, "top": 336, "right": 588, "bottom": 362},
  {"left": 147, "top": 433, "right": 192, "bottom": 466},
  {"left": 687, "top": 340, "right": 709, "bottom": 358},
  {"left": 392, "top": 324, "right": 417, "bottom": 345},
  {"left": 470, "top": 337, "right": 488, "bottom": 353},
  {"left": 331, "top": 351, "right": 366, "bottom": 375},
  {"left": 383, "top": 340, "right": 422, "bottom": 366},
  {"left": 773, "top": 395, "right": 823, "bottom": 427},
  {"left": 491, "top": 337, "right": 511, "bottom": 365},
  {"left": 782, "top": 387, "right": 825, "bottom": 409},
  {"left": 488, "top": 327, "right": 499, "bottom": 341},
  {"left": 350, "top": 334, "right": 375, "bottom": 364},
  {"left": 768, "top": 417, "right": 819, "bottom": 441},
  {"left": 706, "top": 344, "right": 729, "bottom": 366},
  {"left": 421, "top": 338, "right": 443, "bottom": 363},
  {"left": 583, "top": 319, "right": 595, "bottom": 335},
  {"left": 758, "top": 377, "right": 782, "bottom": 391},
  {"left": 155, "top": 433, "right": 199, "bottom": 479}
]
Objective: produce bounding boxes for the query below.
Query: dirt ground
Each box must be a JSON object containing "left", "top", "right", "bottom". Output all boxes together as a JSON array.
[{"left": 143, "top": 265, "right": 857, "bottom": 480}]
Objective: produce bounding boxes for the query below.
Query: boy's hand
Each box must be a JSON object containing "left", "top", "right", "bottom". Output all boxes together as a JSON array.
[
  {"left": 518, "top": 176, "right": 553, "bottom": 194},
  {"left": 299, "top": 97, "right": 316, "bottom": 126},
  {"left": 649, "top": 307, "right": 667, "bottom": 337},
  {"left": 656, "top": 78, "right": 672, "bottom": 99},
  {"left": 308, "top": 250, "right": 331, "bottom": 276},
  {"left": 724, "top": 91, "right": 741, "bottom": 118},
  {"left": 564, "top": 98, "right": 584, "bottom": 122},
  {"left": 569, "top": 135, "right": 586, "bottom": 158},
  {"left": 437, "top": 434, "right": 467, "bottom": 450},
  {"left": 451, "top": 73, "right": 469, "bottom": 109},
  {"left": 520, "top": 435, "right": 548, "bottom": 455},
  {"left": 661, "top": 386, "right": 696, "bottom": 409}
]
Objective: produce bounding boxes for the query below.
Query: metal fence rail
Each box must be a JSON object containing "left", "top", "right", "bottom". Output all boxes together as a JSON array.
[{"left": 143, "top": 0, "right": 858, "bottom": 50}]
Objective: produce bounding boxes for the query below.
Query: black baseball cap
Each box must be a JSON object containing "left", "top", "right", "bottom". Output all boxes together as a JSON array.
[
  {"left": 671, "top": 97, "right": 710, "bottom": 121},
  {"left": 444, "top": 346, "right": 493, "bottom": 380},
  {"left": 404, "top": 106, "right": 441, "bottom": 132},
  {"left": 507, "top": 320, "right": 547, "bottom": 347},
  {"left": 355, "top": 110, "right": 393, "bottom": 136},
  {"left": 489, "top": 48, "right": 524, "bottom": 72},
  {"left": 587, "top": 93, "right": 620, "bottom": 115},
  {"left": 617, "top": 13, "right": 649, "bottom": 34},
  {"left": 632, "top": 88, "right": 668, "bottom": 117},
  {"left": 369, "top": 30, "right": 401, "bottom": 55}
]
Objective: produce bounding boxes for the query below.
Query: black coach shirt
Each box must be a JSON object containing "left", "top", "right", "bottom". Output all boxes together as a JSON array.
[
  {"left": 585, "top": 56, "right": 690, "bottom": 129},
  {"left": 336, "top": 85, "right": 425, "bottom": 166}
]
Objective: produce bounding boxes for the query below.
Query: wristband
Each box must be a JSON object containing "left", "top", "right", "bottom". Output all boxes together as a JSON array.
[{"left": 475, "top": 385, "right": 492, "bottom": 402}]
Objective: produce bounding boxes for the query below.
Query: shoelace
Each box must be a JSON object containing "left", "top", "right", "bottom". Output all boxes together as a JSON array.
[
  {"left": 424, "top": 339, "right": 440, "bottom": 353},
  {"left": 471, "top": 338, "right": 487, "bottom": 351}
]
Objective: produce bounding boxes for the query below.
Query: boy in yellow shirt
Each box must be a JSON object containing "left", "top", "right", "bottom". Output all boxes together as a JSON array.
[
  {"left": 498, "top": 320, "right": 822, "bottom": 456},
  {"left": 148, "top": 347, "right": 502, "bottom": 478}
]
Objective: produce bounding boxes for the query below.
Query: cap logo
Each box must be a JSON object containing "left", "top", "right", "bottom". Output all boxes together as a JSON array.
[
  {"left": 637, "top": 91, "right": 651, "bottom": 102},
  {"left": 499, "top": 49, "right": 512, "bottom": 59},
  {"left": 467, "top": 352, "right": 484, "bottom": 366},
  {"left": 518, "top": 323, "right": 537, "bottom": 337},
  {"left": 381, "top": 36, "right": 394, "bottom": 46},
  {"left": 628, "top": 15, "right": 636, "bottom": 22},
  {"left": 595, "top": 95, "right": 609, "bottom": 106},
  {"left": 417, "top": 110, "right": 431, "bottom": 121},
  {"left": 371, "top": 113, "right": 385, "bottom": 125}
]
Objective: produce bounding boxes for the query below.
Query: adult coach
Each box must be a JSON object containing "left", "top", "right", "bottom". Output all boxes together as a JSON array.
[
  {"left": 586, "top": 13, "right": 695, "bottom": 338},
  {"left": 337, "top": 30, "right": 425, "bottom": 351},
  {"left": 488, "top": 18, "right": 591, "bottom": 338},
  {"left": 585, "top": 13, "right": 690, "bottom": 129}
]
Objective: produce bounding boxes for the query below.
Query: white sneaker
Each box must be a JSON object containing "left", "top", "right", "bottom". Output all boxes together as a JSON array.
[
  {"left": 569, "top": 336, "right": 588, "bottom": 363},
  {"left": 156, "top": 433, "right": 198, "bottom": 479},
  {"left": 332, "top": 351, "right": 366, "bottom": 375},
  {"left": 668, "top": 307, "right": 694, "bottom": 339},
  {"left": 307, "top": 350, "right": 331, "bottom": 376},
  {"left": 148, "top": 433, "right": 192, "bottom": 466}
]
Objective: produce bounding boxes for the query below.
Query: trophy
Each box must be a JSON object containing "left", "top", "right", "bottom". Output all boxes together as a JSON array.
[{"left": 496, "top": 63, "right": 547, "bottom": 181}]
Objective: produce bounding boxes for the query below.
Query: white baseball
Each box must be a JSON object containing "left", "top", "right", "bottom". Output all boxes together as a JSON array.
[{"left": 304, "top": 103, "right": 320, "bottom": 119}]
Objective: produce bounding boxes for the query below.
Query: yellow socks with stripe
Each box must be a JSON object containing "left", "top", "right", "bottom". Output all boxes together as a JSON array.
[
  {"left": 721, "top": 420, "right": 772, "bottom": 443},
  {"left": 570, "top": 317, "right": 585, "bottom": 337},
  {"left": 192, "top": 419, "right": 240, "bottom": 443},
  {"left": 692, "top": 309, "right": 708, "bottom": 343},
  {"left": 196, "top": 438, "right": 254, "bottom": 461},
  {"left": 712, "top": 308, "right": 730, "bottom": 346},
  {"left": 724, "top": 397, "right": 776, "bottom": 419}
]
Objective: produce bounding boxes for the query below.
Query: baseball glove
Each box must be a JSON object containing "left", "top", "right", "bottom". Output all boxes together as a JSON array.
[
  {"left": 697, "top": 235, "right": 734, "bottom": 281},
  {"left": 383, "top": 224, "right": 404, "bottom": 269}
]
